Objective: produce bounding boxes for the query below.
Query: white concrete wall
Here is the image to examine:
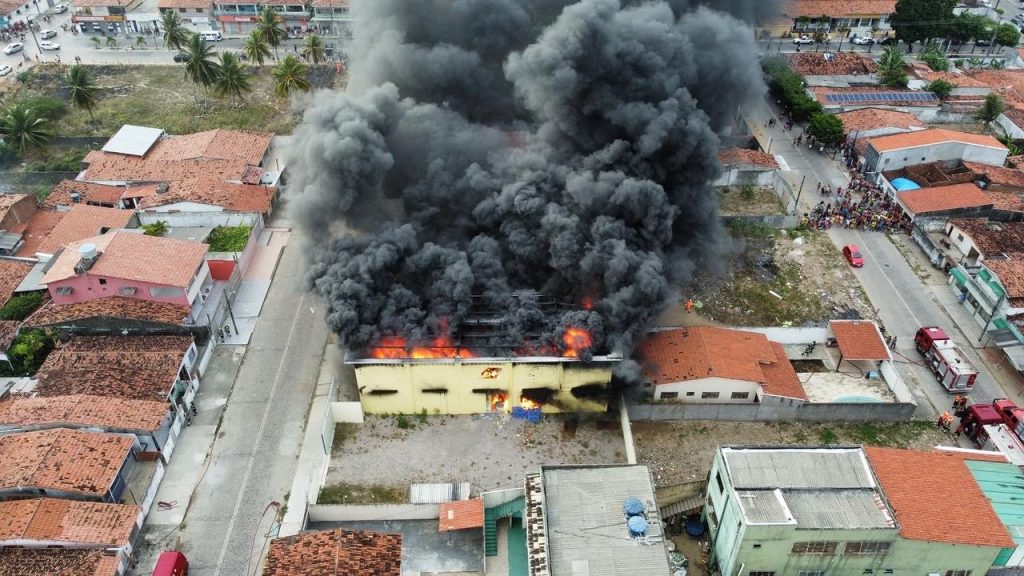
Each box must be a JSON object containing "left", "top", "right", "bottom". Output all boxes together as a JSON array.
[
  {"left": 737, "top": 326, "right": 831, "bottom": 344},
  {"left": 712, "top": 169, "right": 777, "bottom": 187},
  {"left": 946, "top": 222, "right": 983, "bottom": 261},
  {"left": 330, "top": 401, "right": 364, "bottom": 423},
  {"left": 995, "top": 114, "right": 1024, "bottom": 140},
  {"left": 875, "top": 142, "right": 1008, "bottom": 172},
  {"left": 138, "top": 211, "right": 260, "bottom": 228},
  {"left": 655, "top": 377, "right": 761, "bottom": 403},
  {"left": 482, "top": 488, "right": 525, "bottom": 508},
  {"left": 307, "top": 504, "right": 440, "bottom": 522}
]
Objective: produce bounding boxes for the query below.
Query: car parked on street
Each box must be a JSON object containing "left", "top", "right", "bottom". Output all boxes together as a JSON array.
[
  {"left": 39, "top": 40, "right": 59, "bottom": 50},
  {"left": 0, "top": 65, "right": 12, "bottom": 76},
  {"left": 173, "top": 52, "right": 190, "bottom": 62},
  {"left": 91, "top": 22, "right": 102, "bottom": 31},
  {"left": 976, "top": 38, "right": 993, "bottom": 46},
  {"left": 851, "top": 36, "right": 875, "bottom": 45},
  {"left": 53, "top": 3, "right": 67, "bottom": 11},
  {"left": 40, "top": 29, "right": 56, "bottom": 39},
  {"left": 879, "top": 36, "right": 897, "bottom": 45},
  {"left": 3, "top": 42, "right": 23, "bottom": 55},
  {"left": 843, "top": 244, "right": 865, "bottom": 267},
  {"left": 792, "top": 35, "right": 814, "bottom": 44}
]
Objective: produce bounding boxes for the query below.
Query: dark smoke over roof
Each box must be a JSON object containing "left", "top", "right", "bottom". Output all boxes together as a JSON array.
[{"left": 288, "top": 0, "right": 769, "bottom": 361}]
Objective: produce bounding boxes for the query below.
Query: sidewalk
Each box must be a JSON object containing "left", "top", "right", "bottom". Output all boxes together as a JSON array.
[{"left": 220, "top": 228, "right": 290, "bottom": 345}]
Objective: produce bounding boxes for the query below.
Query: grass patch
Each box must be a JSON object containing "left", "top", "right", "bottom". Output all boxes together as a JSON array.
[
  {"left": 317, "top": 482, "right": 406, "bottom": 505},
  {"left": 331, "top": 423, "right": 357, "bottom": 453},
  {"left": 818, "top": 428, "right": 839, "bottom": 445},
  {"left": 22, "top": 147, "right": 89, "bottom": 173},
  {"left": 838, "top": 421, "right": 934, "bottom": 448},
  {"left": 206, "top": 225, "right": 252, "bottom": 252},
  {"left": 709, "top": 258, "right": 827, "bottom": 325},
  {"left": 717, "top": 186, "right": 784, "bottom": 216}
]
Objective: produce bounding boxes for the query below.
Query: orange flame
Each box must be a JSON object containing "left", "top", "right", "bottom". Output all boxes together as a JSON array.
[
  {"left": 520, "top": 397, "right": 542, "bottom": 410},
  {"left": 562, "top": 327, "right": 593, "bottom": 358},
  {"left": 370, "top": 335, "right": 474, "bottom": 359}
]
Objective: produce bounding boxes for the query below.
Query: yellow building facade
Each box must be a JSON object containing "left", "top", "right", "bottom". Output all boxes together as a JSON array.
[{"left": 351, "top": 358, "right": 616, "bottom": 415}]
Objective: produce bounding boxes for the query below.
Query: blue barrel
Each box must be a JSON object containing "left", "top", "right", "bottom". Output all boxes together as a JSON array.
[
  {"left": 627, "top": 515, "right": 648, "bottom": 536},
  {"left": 623, "top": 497, "right": 644, "bottom": 517}
]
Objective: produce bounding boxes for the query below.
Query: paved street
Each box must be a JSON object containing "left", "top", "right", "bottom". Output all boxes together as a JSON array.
[{"left": 748, "top": 96, "right": 1015, "bottom": 419}]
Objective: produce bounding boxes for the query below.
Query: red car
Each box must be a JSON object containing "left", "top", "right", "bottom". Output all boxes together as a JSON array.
[{"left": 843, "top": 244, "right": 864, "bottom": 267}]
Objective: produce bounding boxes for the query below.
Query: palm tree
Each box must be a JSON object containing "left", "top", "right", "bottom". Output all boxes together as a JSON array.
[
  {"left": 0, "top": 105, "right": 53, "bottom": 153},
  {"left": 90, "top": 36, "right": 101, "bottom": 49},
  {"left": 136, "top": 35, "right": 147, "bottom": 48},
  {"left": 272, "top": 55, "right": 309, "bottom": 98},
  {"left": 67, "top": 65, "right": 98, "bottom": 126},
  {"left": 161, "top": 10, "right": 189, "bottom": 52},
  {"left": 243, "top": 30, "right": 272, "bottom": 66},
  {"left": 255, "top": 6, "right": 285, "bottom": 60},
  {"left": 301, "top": 32, "right": 326, "bottom": 65},
  {"left": 213, "top": 51, "right": 252, "bottom": 103},
  {"left": 182, "top": 33, "right": 221, "bottom": 107},
  {"left": 105, "top": 35, "right": 118, "bottom": 48}
]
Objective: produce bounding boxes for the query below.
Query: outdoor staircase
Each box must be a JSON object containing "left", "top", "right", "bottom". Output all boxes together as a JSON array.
[{"left": 484, "top": 497, "right": 525, "bottom": 556}]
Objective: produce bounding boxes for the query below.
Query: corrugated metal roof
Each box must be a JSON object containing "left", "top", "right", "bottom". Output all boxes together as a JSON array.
[
  {"left": 409, "top": 482, "right": 471, "bottom": 504},
  {"left": 101, "top": 125, "right": 164, "bottom": 157},
  {"left": 783, "top": 489, "right": 896, "bottom": 529},
  {"left": 723, "top": 447, "right": 874, "bottom": 489},
  {"left": 966, "top": 460, "right": 1024, "bottom": 546},
  {"left": 736, "top": 490, "right": 793, "bottom": 525}
]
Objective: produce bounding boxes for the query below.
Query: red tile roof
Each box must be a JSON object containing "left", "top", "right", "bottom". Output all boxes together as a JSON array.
[
  {"left": 35, "top": 205, "right": 134, "bottom": 256},
  {"left": 0, "top": 498, "right": 138, "bottom": 546},
  {"left": 948, "top": 219, "right": 1024, "bottom": 256},
  {"left": 985, "top": 259, "right": 1024, "bottom": 305},
  {"left": 717, "top": 148, "right": 779, "bottom": 170},
  {"left": 868, "top": 128, "right": 1007, "bottom": 153},
  {"left": 264, "top": 528, "right": 402, "bottom": 576},
  {"left": 985, "top": 189, "right": 1024, "bottom": 214},
  {"left": 963, "top": 161, "right": 1024, "bottom": 189},
  {"left": 786, "top": 51, "right": 877, "bottom": 76},
  {"left": 865, "top": 446, "right": 1014, "bottom": 548},
  {"left": 0, "top": 394, "right": 169, "bottom": 433},
  {"left": 0, "top": 548, "right": 120, "bottom": 576},
  {"left": 966, "top": 69, "right": 1024, "bottom": 105},
  {"left": 44, "top": 180, "right": 159, "bottom": 209},
  {"left": 0, "top": 320, "right": 19, "bottom": 352},
  {"left": 834, "top": 108, "right": 923, "bottom": 133},
  {"left": 761, "top": 342, "right": 808, "bottom": 401},
  {"left": 139, "top": 176, "right": 277, "bottom": 214},
  {"left": 25, "top": 297, "right": 191, "bottom": 328},
  {"left": 157, "top": 0, "right": 210, "bottom": 8},
  {"left": 42, "top": 230, "right": 208, "bottom": 288},
  {"left": 36, "top": 335, "right": 194, "bottom": 401},
  {"left": 782, "top": 0, "right": 895, "bottom": 18},
  {"left": 638, "top": 327, "right": 806, "bottom": 400},
  {"left": 913, "top": 68, "right": 989, "bottom": 88},
  {"left": 830, "top": 320, "right": 889, "bottom": 360},
  {"left": 0, "top": 258, "right": 32, "bottom": 307},
  {"left": 438, "top": 499, "right": 485, "bottom": 532},
  {"left": 12, "top": 210, "right": 64, "bottom": 258},
  {"left": 898, "top": 182, "right": 993, "bottom": 215},
  {"left": 0, "top": 428, "right": 133, "bottom": 498}
]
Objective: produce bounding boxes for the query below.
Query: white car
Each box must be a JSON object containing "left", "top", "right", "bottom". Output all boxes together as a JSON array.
[
  {"left": 39, "top": 29, "right": 56, "bottom": 39},
  {"left": 3, "top": 42, "right": 23, "bottom": 55},
  {"left": 851, "top": 36, "right": 875, "bottom": 45},
  {"left": 52, "top": 3, "right": 67, "bottom": 12},
  {"left": 0, "top": 65, "right": 12, "bottom": 76},
  {"left": 39, "top": 41, "right": 59, "bottom": 50},
  {"left": 792, "top": 35, "right": 814, "bottom": 44}
]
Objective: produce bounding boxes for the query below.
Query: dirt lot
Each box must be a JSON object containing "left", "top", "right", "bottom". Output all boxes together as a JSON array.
[
  {"left": 692, "top": 223, "right": 877, "bottom": 326},
  {"left": 633, "top": 420, "right": 950, "bottom": 486},
  {"left": 717, "top": 186, "right": 784, "bottom": 216},
  {"left": 325, "top": 414, "right": 627, "bottom": 500}
]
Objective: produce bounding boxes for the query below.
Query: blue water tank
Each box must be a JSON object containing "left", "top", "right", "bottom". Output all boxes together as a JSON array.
[
  {"left": 623, "top": 497, "right": 644, "bottom": 517},
  {"left": 627, "top": 515, "right": 648, "bottom": 537}
]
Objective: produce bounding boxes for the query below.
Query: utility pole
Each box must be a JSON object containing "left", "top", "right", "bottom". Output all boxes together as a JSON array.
[
  {"left": 224, "top": 289, "right": 239, "bottom": 334},
  {"left": 793, "top": 174, "right": 807, "bottom": 213},
  {"left": 979, "top": 293, "right": 1006, "bottom": 344}
]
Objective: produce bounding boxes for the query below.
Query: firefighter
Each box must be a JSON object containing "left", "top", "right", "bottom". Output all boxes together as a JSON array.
[
  {"left": 937, "top": 411, "right": 952, "bottom": 432},
  {"left": 953, "top": 395, "right": 968, "bottom": 413}
]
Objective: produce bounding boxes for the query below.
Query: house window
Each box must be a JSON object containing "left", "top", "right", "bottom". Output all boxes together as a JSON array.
[
  {"left": 701, "top": 392, "right": 720, "bottom": 399},
  {"left": 366, "top": 389, "right": 399, "bottom": 396},
  {"left": 798, "top": 571, "right": 827, "bottom": 576},
  {"left": 55, "top": 286, "right": 73, "bottom": 295},
  {"left": 749, "top": 572, "right": 775, "bottom": 576},
  {"left": 957, "top": 234, "right": 964, "bottom": 241},
  {"left": 119, "top": 287, "right": 137, "bottom": 296},
  {"left": 421, "top": 387, "right": 447, "bottom": 394},
  {"left": 844, "top": 541, "right": 892, "bottom": 555},
  {"left": 715, "top": 471, "right": 724, "bottom": 494},
  {"left": 150, "top": 287, "right": 185, "bottom": 298},
  {"left": 179, "top": 7, "right": 186, "bottom": 11},
  {"left": 731, "top": 392, "right": 749, "bottom": 399},
  {"left": 98, "top": 278, "right": 107, "bottom": 285},
  {"left": 661, "top": 392, "right": 679, "bottom": 399},
  {"left": 753, "top": 544, "right": 762, "bottom": 549},
  {"left": 685, "top": 391, "right": 695, "bottom": 396},
  {"left": 945, "top": 572, "right": 972, "bottom": 576},
  {"left": 791, "top": 542, "right": 838, "bottom": 555},
  {"left": 195, "top": 7, "right": 202, "bottom": 11}
]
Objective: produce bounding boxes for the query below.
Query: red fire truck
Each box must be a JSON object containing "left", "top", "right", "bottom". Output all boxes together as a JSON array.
[
  {"left": 959, "top": 399, "right": 1024, "bottom": 447},
  {"left": 914, "top": 327, "right": 979, "bottom": 392}
]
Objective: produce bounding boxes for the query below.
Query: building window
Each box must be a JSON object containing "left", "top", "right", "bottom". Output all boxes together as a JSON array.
[
  {"left": 661, "top": 392, "right": 679, "bottom": 399},
  {"left": 55, "top": 286, "right": 73, "bottom": 295},
  {"left": 844, "top": 542, "right": 892, "bottom": 555},
  {"left": 421, "top": 387, "right": 447, "bottom": 394},
  {"left": 119, "top": 287, "right": 137, "bottom": 296},
  {"left": 957, "top": 234, "right": 964, "bottom": 241},
  {"left": 945, "top": 572, "right": 972, "bottom": 576},
  {"left": 791, "top": 542, "right": 838, "bottom": 555},
  {"left": 731, "top": 391, "right": 749, "bottom": 399},
  {"left": 366, "top": 389, "right": 398, "bottom": 396},
  {"left": 685, "top": 391, "right": 694, "bottom": 396},
  {"left": 195, "top": 7, "right": 202, "bottom": 11},
  {"left": 715, "top": 471, "right": 724, "bottom": 494},
  {"left": 179, "top": 7, "right": 186, "bottom": 11},
  {"left": 150, "top": 287, "right": 185, "bottom": 298},
  {"left": 98, "top": 278, "right": 107, "bottom": 285},
  {"left": 753, "top": 544, "right": 762, "bottom": 549},
  {"left": 701, "top": 392, "right": 720, "bottom": 399},
  {"left": 798, "top": 572, "right": 827, "bottom": 576},
  {"left": 749, "top": 572, "right": 775, "bottom": 576}
]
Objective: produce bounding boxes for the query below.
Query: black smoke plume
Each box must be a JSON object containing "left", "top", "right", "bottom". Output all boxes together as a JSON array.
[{"left": 288, "top": 0, "right": 768, "bottom": 359}]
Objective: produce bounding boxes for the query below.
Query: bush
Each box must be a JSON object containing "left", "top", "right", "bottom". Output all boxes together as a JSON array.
[
  {"left": 2, "top": 328, "right": 55, "bottom": 376},
  {"left": 0, "top": 292, "right": 43, "bottom": 321},
  {"left": 142, "top": 220, "right": 169, "bottom": 236},
  {"left": 16, "top": 95, "right": 66, "bottom": 122},
  {"left": 807, "top": 112, "right": 844, "bottom": 146},
  {"left": 22, "top": 147, "right": 88, "bottom": 172},
  {"left": 206, "top": 225, "right": 252, "bottom": 252},
  {"left": 920, "top": 44, "right": 950, "bottom": 71},
  {"left": 927, "top": 79, "right": 954, "bottom": 101}
]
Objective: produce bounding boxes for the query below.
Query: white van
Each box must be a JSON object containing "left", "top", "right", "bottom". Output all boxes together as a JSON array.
[{"left": 200, "top": 30, "right": 222, "bottom": 42}]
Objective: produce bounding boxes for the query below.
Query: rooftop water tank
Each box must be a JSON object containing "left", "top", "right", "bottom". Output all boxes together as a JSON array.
[
  {"left": 623, "top": 497, "right": 644, "bottom": 517},
  {"left": 627, "top": 515, "right": 648, "bottom": 537},
  {"left": 79, "top": 243, "right": 97, "bottom": 260}
]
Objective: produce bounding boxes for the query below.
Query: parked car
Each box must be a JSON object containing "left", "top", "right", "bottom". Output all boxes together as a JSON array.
[
  {"left": 0, "top": 65, "right": 12, "bottom": 76},
  {"left": 976, "top": 38, "right": 993, "bottom": 46},
  {"left": 107, "top": 22, "right": 117, "bottom": 32},
  {"left": 3, "top": 42, "right": 23, "bottom": 55},
  {"left": 39, "top": 40, "right": 59, "bottom": 50},
  {"left": 879, "top": 36, "right": 898, "bottom": 45},
  {"left": 91, "top": 22, "right": 101, "bottom": 31},
  {"left": 39, "top": 29, "right": 56, "bottom": 39},
  {"left": 152, "top": 551, "right": 188, "bottom": 576},
  {"left": 173, "top": 52, "right": 190, "bottom": 63},
  {"left": 843, "top": 244, "right": 865, "bottom": 267},
  {"left": 851, "top": 36, "right": 875, "bottom": 45},
  {"left": 792, "top": 35, "right": 814, "bottom": 44},
  {"left": 52, "top": 3, "right": 67, "bottom": 12}
]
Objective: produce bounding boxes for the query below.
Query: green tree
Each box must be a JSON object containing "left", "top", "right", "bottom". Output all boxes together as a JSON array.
[
  {"left": 920, "top": 42, "right": 949, "bottom": 71},
  {"left": 90, "top": 36, "right": 101, "bottom": 49},
  {"left": 161, "top": 10, "right": 189, "bottom": 52},
  {"left": 761, "top": 57, "right": 823, "bottom": 121},
  {"left": 243, "top": 29, "right": 272, "bottom": 66},
  {"left": 213, "top": 51, "right": 252, "bottom": 103},
  {"left": 878, "top": 46, "right": 908, "bottom": 87},
  {"left": 0, "top": 292, "right": 43, "bottom": 321},
  {"left": 0, "top": 105, "right": 53, "bottom": 153},
  {"left": 67, "top": 64, "right": 98, "bottom": 126},
  {"left": 952, "top": 13, "right": 990, "bottom": 43},
  {"left": 996, "top": 22, "right": 1021, "bottom": 47},
  {"left": 272, "top": 54, "right": 310, "bottom": 97},
  {"left": 6, "top": 328, "right": 55, "bottom": 375},
  {"left": 889, "top": 0, "right": 956, "bottom": 50},
  {"left": 142, "top": 220, "right": 169, "bottom": 236},
  {"left": 926, "top": 78, "right": 954, "bottom": 100},
  {"left": 256, "top": 6, "right": 285, "bottom": 60},
  {"left": 807, "top": 112, "right": 844, "bottom": 146},
  {"left": 136, "top": 35, "right": 147, "bottom": 48},
  {"left": 105, "top": 35, "right": 117, "bottom": 48},
  {"left": 977, "top": 93, "right": 1006, "bottom": 122},
  {"left": 302, "top": 32, "right": 326, "bottom": 65},
  {"left": 182, "top": 33, "right": 221, "bottom": 107}
]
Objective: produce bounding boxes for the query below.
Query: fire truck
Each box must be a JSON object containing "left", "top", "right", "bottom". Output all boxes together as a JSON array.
[
  {"left": 959, "top": 399, "right": 1024, "bottom": 447},
  {"left": 914, "top": 327, "right": 979, "bottom": 392}
]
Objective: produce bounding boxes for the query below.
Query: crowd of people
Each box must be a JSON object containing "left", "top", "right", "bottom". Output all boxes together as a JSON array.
[{"left": 801, "top": 177, "right": 903, "bottom": 232}]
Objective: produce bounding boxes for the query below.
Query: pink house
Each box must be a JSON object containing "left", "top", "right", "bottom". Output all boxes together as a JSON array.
[{"left": 41, "top": 231, "right": 211, "bottom": 322}]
